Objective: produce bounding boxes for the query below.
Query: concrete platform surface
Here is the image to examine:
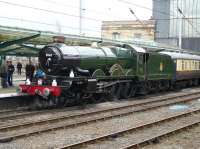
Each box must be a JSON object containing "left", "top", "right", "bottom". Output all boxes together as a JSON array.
[{"left": 0, "top": 74, "right": 26, "bottom": 98}]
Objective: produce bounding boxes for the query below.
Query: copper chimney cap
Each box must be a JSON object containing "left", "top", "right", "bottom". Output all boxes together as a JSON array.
[{"left": 53, "top": 36, "right": 65, "bottom": 43}]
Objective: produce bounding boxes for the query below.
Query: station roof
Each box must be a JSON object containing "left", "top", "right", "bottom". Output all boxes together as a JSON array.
[
  {"left": 0, "top": 25, "right": 101, "bottom": 57},
  {"left": 0, "top": 25, "right": 200, "bottom": 57}
]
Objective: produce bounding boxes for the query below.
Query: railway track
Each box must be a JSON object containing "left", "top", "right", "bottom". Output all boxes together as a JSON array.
[
  {"left": 0, "top": 88, "right": 199, "bottom": 121},
  {"left": 59, "top": 107, "right": 200, "bottom": 149},
  {"left": 0, "top": 91, "right": 200, "bottom": 142},
  {"left": 0, "top": 107, "right": 27, "bottom": 115}
]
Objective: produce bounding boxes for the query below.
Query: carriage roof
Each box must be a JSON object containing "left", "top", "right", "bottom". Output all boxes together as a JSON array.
[{"left": 160, "top": 51, "right": 200, "bottom": 60}]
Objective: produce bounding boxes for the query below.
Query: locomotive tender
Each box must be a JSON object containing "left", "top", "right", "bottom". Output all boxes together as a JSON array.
[{"left": 18, "top": 42, "right": 200, "bottom": 108}]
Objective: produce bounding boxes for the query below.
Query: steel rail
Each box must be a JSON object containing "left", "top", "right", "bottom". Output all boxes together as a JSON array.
[
  {"left": 0, "top": 107, "right": 28, "bottom": 115},
  {"left": 122, "top": 120, "right": 200, "bottom": 148},
  {"left": 59, "top": 108, "right": 200, "bottom": 149},
  {"left": 1, "top": 91, "right": 200, "bottom": 131},
  {"left": 0, "top": 92, "right": 200, "bottom": 142},
  {"left": 0, "top": 89, "right": 199, "bottom": 121}
]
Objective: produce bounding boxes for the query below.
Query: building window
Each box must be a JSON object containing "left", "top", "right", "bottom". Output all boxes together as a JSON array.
[
  {"left": 112, "top": 32, "right": 120, "bottom": 40},
  {"left": 134, "top": 33, "right": 142, "bottom": 39}
]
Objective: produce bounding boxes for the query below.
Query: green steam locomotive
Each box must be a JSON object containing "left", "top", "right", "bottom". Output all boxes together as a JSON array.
[{"left": 18, "top": 42, "right": 200, "bottom": 108}]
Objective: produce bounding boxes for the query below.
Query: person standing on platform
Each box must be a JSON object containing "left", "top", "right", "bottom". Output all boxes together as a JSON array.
[
  {"left": 7, "top": 60, "right": 15, "bottom": 86},
  {"left": 30, "top": 63, "right": 35, "bottom": 81},
  {"left": 0, "top": 61, "right": 8, "bottom": 88},
  {"left": 34, "top": 65, "right": 45, "bottom": 79},
  {"left": 25, "top": 61, "right": 35, "bottom": 82},
  {"left": 17, "top": 62, "right": 22, "bottom": 75}
]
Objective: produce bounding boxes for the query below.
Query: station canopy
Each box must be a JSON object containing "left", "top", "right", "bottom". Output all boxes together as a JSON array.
[
  {"left": 0, "top": 25, "right": 200, "bottom": 57},
  {"left": 0, "top": 25, "right": 104, "bottom": 57}
]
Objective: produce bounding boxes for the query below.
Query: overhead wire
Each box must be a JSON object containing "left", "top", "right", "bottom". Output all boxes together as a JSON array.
[
  {"left": 0, "top": 16, "right": 100, "bottom": 33},
  {"left": 175, "top": 0, "right": 200, "bottom": 37},
  {"left": 0, "top": 0, "right": 102, "bottom": 22},
  {"left": 0, "top": 0, "right": 199, "bottom": 39},
  {"left": 0, "top": 1, "right": 189, "bottom": 22},
  {"left": 0, "top": 0, "right": 171, "bottom": 37},
  {"left": 118, "top": 0, "right": 174, "bottom": 17},
  {"left": 178, "top": 7, "right": 200, "bottom": 36},
  {"left": 42, "top": 0, "right": 116, "bottom": 18},
  {"left": 119, "top": 0, "right": 200, "bottom": 37},
  {"left": 0, "top": 0, "right": 189, "bottom": 22}
]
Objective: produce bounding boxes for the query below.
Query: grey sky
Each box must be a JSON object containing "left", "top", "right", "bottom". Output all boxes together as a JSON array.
[{"left": 0, "top": 0, "right": 152, "bottom": 37}]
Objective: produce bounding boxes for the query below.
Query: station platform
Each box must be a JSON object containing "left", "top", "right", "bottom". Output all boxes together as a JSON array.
[{"left": 0, "top": 74, "right": 26, "bottom": 98}]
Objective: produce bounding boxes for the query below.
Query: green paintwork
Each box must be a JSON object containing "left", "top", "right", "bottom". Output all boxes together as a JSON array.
[
  {"left": 0, "top": 56, "right": 2, "bottom": 65},
  {"left": 92, "top": 69, "right": 105, "bottom": 77},
  {"left": 125, "top": 69, "right": 135, "bottom": 76},
  {"left": 146, "top": 53, "right": 173, "bottom": 80},
  {"left": 75, "top": 45, "right": 173, "bottom": 82},
  {"left": 78, "top": 46, "right": 137, "bottom": 78}
]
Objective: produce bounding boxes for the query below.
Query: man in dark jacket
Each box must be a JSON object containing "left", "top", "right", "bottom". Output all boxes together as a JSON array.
[
  {"left": 0, "top": 61, "right": 8, "bottom": 88},
  {"left": 25, "top": 61, "right": 35, "bottom": 82},
  {"left": 7, "top": 60, "right": 15, "bottom": 86},
  {"left": 17, "top": 62, "right": 22, "bottom": 75}
]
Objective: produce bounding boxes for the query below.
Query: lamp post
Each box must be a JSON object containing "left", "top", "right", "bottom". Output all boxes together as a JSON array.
[
  {"left": 79, "top": 0, "right": 82, "bottom": 35},
  {"left": 177, "top": 7, "right": 183, "bottom": 49}
]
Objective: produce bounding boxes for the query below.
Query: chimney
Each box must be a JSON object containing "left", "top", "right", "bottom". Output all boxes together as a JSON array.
[{"left": 53, "top": 36, "right": 65, "bottom": 43}]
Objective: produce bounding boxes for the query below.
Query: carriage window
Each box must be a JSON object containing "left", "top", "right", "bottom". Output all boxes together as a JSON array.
[
  {"left": 182, "top": 60, "right": 184, "bottom": 71},
  {"left": 193, "top": 61, "right": 195, "bottom": 70},
  {"left": 195, "top": 61, "right": 198, "bottom": 70},
  {"left": 185, "top": 61, "right": 187, "bottom": 71},
  {"left": 199, "top": 61, "right": 200, "bottom": 69},
  {"left": 176, "top": 60, "right": 179, "bottom": 71}
]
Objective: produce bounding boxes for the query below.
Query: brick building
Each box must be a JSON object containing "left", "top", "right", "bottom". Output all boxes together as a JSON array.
[{"left": 101, "top": 20, "right": 155, "bottom": 41}]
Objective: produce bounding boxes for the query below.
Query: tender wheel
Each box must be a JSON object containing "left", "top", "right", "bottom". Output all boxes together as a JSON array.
[
  {"left": 93, "top": 93, "right": 103, "bottom": 103},
  {"left": 110, "top": 84, "right": 118, "bottom": 100},
  {"left": 120, "top": 82, "right": 130, "bottom": 99},
  {"left": 164, "top": 81, "right": 170, "bottom": 90},
  {"left": 110, "top": 84, "right": 122, "bottom": 100},
  {"left": 116, "top": 83, "right": 123, "bottom": 100},
  {"left": 128, "top": 84, "right": 136, "bottom": 97}
]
